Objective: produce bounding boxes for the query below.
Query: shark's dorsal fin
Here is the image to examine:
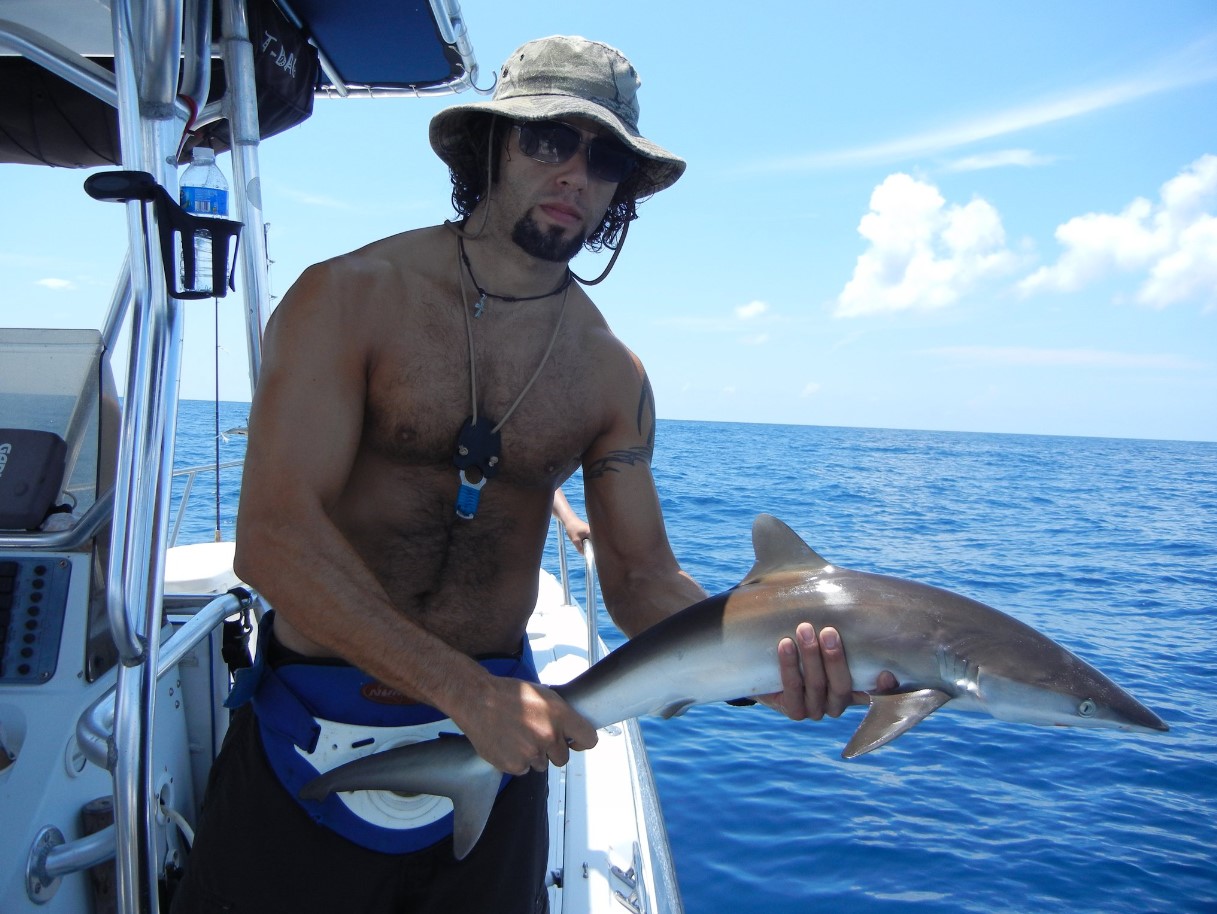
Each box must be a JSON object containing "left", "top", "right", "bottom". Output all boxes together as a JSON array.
[{"left": 742, "top": 514, "right": 833, "bottom": 584}]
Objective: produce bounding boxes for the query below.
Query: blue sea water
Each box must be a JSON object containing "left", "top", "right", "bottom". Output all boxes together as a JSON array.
[{"left": 173, "top": 405, "right": 1217, "bottom": 914}]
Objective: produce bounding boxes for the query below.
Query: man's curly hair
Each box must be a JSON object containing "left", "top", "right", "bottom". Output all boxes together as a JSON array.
[{"left": 443, "top": 115, "right": 646, "bottom": 252}]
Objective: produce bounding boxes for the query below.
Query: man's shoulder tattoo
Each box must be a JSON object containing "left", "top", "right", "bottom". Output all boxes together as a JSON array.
[
  {"left": 586, "top": 374, "right": 657, "bottom": 481},
  {"left": 637, "top": 374, "right": 657, "bottom": 452}
]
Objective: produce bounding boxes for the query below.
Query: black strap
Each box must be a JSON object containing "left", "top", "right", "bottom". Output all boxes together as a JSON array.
[{"left": 221, "top": 603, "right": 253, "bottom": 672}]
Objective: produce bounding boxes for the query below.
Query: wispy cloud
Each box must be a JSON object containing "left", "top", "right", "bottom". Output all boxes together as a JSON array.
[
  {"left": 654, "top": 315, "right": 736, "bottom": 331},
  {"left": 276, "top": 186, "right": 359, "bottom": 209},
  {"left": 657, "top": 298, "right": 790, "bottom": 334},
  {"left": 0, "top": 252, "right": 56, "bottom": 268},
  {"left": 746, "top": 35, "right": 1217, "bottom": 172},
  {"left": 36, "top": 278, "right": 75, "bottom": 290},
  {"left": 943, "top": 149, "right": 1057, "bottom": 173},
  {"left": 735, "top": 300, "right": 769, "bottom": 320},
  {"left": 829, "top": 331, "right": 867, "bottom": 351},
  {"left": 923, "top": 346, "right": 1205, "bottom": 370}
]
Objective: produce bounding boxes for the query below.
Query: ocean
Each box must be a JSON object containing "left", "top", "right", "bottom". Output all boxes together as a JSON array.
[{"left": 173, "top": 404, "right": 1217, "bottom": 914}]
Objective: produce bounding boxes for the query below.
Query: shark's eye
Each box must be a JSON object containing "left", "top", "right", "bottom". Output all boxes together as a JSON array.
[{"left": 1077, "top": 699, "right": 1097, "bottom": 717}]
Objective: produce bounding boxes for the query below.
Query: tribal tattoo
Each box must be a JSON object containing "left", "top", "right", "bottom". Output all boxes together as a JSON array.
[
  {"left": 585, "top": 375, "right": 657, "bottom": 481},
  {"left": 637, "top": 374, "right": 656, "bottom": 452},
  {"left": 585, "top": 445, "right": 652, "bottom": 480}
]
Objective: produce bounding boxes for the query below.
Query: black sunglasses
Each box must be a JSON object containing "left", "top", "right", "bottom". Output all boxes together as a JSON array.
[{"left": 514, "top": 121, "right": 641, "bottom": 184}]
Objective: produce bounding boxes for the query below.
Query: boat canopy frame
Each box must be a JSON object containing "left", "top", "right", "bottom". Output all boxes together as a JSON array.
[{"left": 0, "top": 2, "right": 481, "bottom": 910}]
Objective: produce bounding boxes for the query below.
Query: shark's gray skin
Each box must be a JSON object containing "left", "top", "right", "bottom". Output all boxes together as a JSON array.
[{"left": 301, "top": 514, "right": 1168, "bottom": 858}]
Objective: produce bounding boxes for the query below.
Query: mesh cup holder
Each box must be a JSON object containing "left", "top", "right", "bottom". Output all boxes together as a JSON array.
[{"left": 84, "top": 170, "right": 243, "bottom": 300}]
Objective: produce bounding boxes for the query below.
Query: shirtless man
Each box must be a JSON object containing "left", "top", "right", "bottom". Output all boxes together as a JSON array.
[{"left": 172, "top": 36, "right": 890, "bottom": 914}]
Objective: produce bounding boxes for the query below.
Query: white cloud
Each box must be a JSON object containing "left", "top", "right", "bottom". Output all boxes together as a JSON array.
[
  {"left": 835, "top": 173, "right": 1019, "bottom": 317},
  {"left": 36, "top": 277, "right": 75, "bottom": 290},
  {"left": 944, "top": 149, "right": 1056, "bottom": 172},
  {"left": 800, "top": 382, "right": 822, "bottom": 398},
  {"left": 1019, "top": 154, "right": 1217, "bottom": 309},
  {"left": 1140, "top": 218, "right": 1217, "bottom": 309},
  {"left": 739, "top": 333, "right": 769, "bottom": 346},
  {"left": 735, "top": 300, "right": 768, "bottom": 320}
]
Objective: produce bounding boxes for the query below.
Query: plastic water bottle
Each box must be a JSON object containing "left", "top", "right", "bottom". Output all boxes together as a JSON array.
[{"left": 179, "top": 147, "right": 229, "bottom": 295}]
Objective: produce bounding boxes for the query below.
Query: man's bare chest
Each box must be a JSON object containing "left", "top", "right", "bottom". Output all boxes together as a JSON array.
[{"left": 362, "top": 319, "right": 595, "bottom": 489}]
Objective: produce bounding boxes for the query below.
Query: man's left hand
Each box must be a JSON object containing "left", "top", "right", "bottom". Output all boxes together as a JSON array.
[{"left": 757, "top": 622, "right": 897, "bottom": 720}]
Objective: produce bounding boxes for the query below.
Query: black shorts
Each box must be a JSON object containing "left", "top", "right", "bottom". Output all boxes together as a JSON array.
[{"left": 169, "top": 706, "right": 549, "bottom": 914}]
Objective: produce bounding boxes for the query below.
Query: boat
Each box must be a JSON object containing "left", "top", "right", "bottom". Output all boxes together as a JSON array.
[{"left": 0, "top": 2, "right": 682, "bottom": 911}]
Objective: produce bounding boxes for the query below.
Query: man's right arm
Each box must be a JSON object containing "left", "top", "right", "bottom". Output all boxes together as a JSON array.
[
  {"left": 235, "top": 259, "right": 468, "bottom": 697},
  {"left": 233, "top": 259, "right": 595, "bottom": 774}
]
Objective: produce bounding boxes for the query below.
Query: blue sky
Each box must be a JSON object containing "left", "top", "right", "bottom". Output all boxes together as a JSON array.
[{"left": 4, "top": 1, "right": 1215, "bottom": 441}]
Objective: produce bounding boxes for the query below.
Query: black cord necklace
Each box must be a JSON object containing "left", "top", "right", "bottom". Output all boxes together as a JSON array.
[
  {"left": 452, "top": 241, "right": 571, "bottom": 520},
  {"left": 459, "top": 236, "right": 575, "bottom": 318}
]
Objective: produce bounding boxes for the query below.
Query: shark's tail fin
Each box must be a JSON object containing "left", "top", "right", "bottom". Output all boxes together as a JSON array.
[{"left": 299, "top": 735, "right": 504, "bottom": 859}]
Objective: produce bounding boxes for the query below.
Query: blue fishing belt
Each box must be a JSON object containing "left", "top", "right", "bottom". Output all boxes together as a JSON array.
[{"left": 226, "top": 611, "right": 538, "bottom": 854}]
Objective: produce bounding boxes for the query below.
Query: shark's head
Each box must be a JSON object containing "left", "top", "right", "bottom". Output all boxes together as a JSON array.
[{"left": 977, "top": 653, "right": 1169, "bottom": 733}]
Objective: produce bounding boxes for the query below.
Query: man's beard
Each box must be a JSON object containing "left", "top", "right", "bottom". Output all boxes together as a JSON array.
[{"left": 511, "top": 212, "right": 585, "bottom": 263}]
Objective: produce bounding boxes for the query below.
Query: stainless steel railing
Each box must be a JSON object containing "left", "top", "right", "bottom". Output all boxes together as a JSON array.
[
  {"left": 35, "top": 588, "right": 253, "bottom": 901},
  {"left": 168, "top": 459, "right": 244, "bottom": 547}
]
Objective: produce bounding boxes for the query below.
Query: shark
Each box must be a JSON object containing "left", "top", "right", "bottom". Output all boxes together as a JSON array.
[{"left": 300, "top": 514, "right": 1169, "bottom": 858}]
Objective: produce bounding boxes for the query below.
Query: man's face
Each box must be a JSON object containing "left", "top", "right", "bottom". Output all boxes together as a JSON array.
[{"left": 498, "top": 118, "right": 623, "bottom": 263}]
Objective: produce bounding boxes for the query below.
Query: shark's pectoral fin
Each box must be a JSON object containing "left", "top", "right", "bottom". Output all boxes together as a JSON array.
[
  {"left": 658, "top": 698, "right": 696, "bottom": 719},
  {"left": 842, "top": 689, "right": 952, "bottom": 759},
  {"left": 450, "top": 767, "right": 505, "bottom": 860}
]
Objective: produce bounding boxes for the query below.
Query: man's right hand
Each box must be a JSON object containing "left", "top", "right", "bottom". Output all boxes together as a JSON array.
[{"left": 453, "top": 675, "right": 599, "bottom": 775}]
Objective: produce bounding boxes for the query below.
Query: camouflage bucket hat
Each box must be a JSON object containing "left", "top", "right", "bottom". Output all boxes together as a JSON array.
[{"left": 430, "top": 35, "right": 686, "bottom": 197}]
